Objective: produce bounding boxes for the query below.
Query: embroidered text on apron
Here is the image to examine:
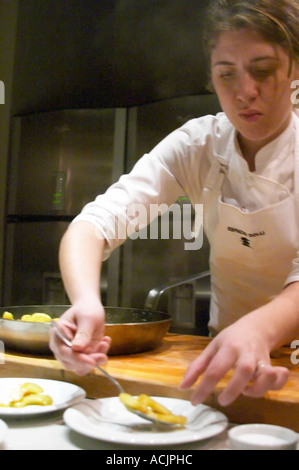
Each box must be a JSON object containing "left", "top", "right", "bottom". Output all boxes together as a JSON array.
[{"left": 201, "top": 115, "right": 299, "bottom": 335}]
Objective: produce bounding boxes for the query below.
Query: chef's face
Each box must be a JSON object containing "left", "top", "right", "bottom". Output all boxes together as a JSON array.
[{"left": 211, "top": 28, "right": 298, "bottom": 152}]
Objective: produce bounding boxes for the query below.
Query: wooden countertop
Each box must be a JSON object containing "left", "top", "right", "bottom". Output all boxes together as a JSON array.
[{"left": 3, "top": 334, "right": 299, "bottom": 431}]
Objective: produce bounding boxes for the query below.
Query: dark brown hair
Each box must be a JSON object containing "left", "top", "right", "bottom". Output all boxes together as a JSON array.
[{"left": 204, "top": 0, "right": 299, "bottom": 73}]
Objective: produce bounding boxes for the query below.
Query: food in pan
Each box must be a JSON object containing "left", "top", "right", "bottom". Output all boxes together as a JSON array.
[
  {"left": 2, "top": 312, "right": 58, "bottom": 322},
  {"left": 20, "top": 313, "right": 54, "bottom": 322},
  {"left": 0, "top": 382, "right": 53, "bottom": 408},
  {"left": 119, "top": 393, "right": 187, "bottom": 426},
  {"left": 2, "top": 311, "right": 14, "bottom": 320}
]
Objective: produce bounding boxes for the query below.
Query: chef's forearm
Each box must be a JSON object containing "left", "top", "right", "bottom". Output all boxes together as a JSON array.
[
  {"left": 246, "top": 281, "right": 299, "bottom": 352},
  {"left": 59, "top": 221, "right": 106, "bottom": 304}
]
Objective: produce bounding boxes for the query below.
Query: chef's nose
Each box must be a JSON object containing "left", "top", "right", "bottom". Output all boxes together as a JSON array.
[{"left": 236, "top": 71, "right": 259, "bottom": 104}]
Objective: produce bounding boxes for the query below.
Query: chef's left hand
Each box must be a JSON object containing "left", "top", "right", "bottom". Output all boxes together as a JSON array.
[{"left": 180, "top": 319, "right": 289, "bottom": 407}]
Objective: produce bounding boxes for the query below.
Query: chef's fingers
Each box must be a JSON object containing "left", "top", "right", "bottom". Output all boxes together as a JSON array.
[
  {"left": 216, "top": 355, "right": 259, "bottom": 406},
  {"left": 81, "top": 335, "right": 111, "bottom": 355},
  {"left": 180, "top": 343, "right": 218, "bottom": 390},
  {"left": 71, "top": 351, "right": 110, "bottom": 376},
  {"left": 94, "top": 336, "right": 111, "bottom": 355},
  {"left": 71, "top": 315, "right": 105, "bottom": 352},
  {"left": 51, "top": 342, "right": 108, "bottom": 376},
  {"left": 54, "top": 317, "right": 109, "bottom": 354},
  {"left": 72, "top": 332, "right": 96, "bottom": 351},
  {"left": 49, "top": 325, "right": 72, "bottom": 353},
  {"left": 242, "top": 365, "right": 289, "bottom": 397},
  {"left": 54, "top": 319, "right": 76, "bottom": 340},
  {"left": 49, "top": 328, "right": 110, "bottom": 375},
  {"left": 185, "top": 347, "right": 238, "bottom": 405}
]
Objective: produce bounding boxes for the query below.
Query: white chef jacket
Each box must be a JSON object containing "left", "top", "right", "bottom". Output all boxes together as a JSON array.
[{"left": 73, "top": 109, "right": 299, "bottom": 332}]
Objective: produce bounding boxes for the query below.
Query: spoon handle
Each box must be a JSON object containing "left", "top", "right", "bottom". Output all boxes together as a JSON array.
[{"left": 95, "top": 366, "right": 124, "bottom": 394}]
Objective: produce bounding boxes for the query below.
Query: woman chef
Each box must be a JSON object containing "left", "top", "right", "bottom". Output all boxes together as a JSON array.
[{"left": 50, "top": 0, "right": 299, "bottom": 407}]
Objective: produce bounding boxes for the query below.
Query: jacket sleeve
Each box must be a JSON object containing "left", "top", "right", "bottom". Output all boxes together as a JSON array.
[
  {"left": 71, "top": 113, "right": 221, "bottom": 259},
  {"left": 72, "top": 126, "right": 192, "bottom": 259}
]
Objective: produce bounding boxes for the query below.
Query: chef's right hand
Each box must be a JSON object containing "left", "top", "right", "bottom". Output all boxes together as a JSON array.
[{"left": 49, "top": 298, "right": 111, "bottom": 375}]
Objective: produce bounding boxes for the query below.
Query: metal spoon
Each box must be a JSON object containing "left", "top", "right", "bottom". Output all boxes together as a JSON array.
[{"left": 51, "top": 321, "right": 180, "bottom": 427}]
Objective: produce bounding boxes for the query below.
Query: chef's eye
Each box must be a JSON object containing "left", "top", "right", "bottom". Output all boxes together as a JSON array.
[
  {"left": 253, "top": 69, "right": 271, "bottom": 77},
  {"left": 250, "top": 65, "right": 277, "bottom": 80},
  {"left": 218, "top": 70, "right": 236, "bottom": 79}
]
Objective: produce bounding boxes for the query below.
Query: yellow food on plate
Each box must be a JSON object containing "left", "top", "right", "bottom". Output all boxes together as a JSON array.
[
  {"left": 138, "top": 393, "right": 172, "bottom": 415},
  {"left": 0, "top": 382, "right": 53, "bottom": 408},
  {"left": 2, "top": 312, "right": 58, "bottom": 322},
  {"left": 119, "top": 393, "right": 187, "bottom": 426},
  {"left": 9, "top": 382, "right": 44, "bottom": 402},
  {"left": 10, "top": 393, "right": 53, "bottom": 408}
]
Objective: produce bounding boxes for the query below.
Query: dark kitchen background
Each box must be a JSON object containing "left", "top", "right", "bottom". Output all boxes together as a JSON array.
[{"left": 0, "top": 0, "right": 221, "bottom": 334}]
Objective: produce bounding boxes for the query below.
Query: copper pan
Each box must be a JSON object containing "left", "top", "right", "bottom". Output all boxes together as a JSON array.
[{"left": 0, "top": 305, "right": 172, "bottom": 356}]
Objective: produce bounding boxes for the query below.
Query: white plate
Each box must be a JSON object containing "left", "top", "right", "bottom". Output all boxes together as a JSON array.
[
  {"left": 0, "top": 378, "right": 86, "bottom": 417},
  {"left": 63, "top": 397, "right": 228, "bottom": 446},
  {"left": 0, "top": 419, "right": 8, "bottom": 445}
]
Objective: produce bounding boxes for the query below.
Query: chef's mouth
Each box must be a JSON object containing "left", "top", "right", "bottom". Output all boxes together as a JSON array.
[{"left": 239, "top": 111, "right": 263, "bottom": 122}]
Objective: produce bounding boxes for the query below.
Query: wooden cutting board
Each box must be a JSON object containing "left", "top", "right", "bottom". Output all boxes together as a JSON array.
[{"left": 2, "top": 334, "right": 299, "bottom": 431}]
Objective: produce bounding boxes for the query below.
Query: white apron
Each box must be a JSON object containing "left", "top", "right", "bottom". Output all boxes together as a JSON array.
[{"left": 201, "top": 114, "right": 299, "bottom": 335}]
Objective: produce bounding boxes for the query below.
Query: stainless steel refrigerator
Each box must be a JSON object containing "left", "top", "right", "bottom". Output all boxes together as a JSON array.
[{"left": 4, "top": 108, "right": 127, "bottom": 306}]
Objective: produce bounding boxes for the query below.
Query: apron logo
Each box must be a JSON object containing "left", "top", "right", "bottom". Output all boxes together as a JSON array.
[
  {"left": 241, "top": 237, "right": 252, "bottom": 248},
  {"left": 227, "top": 226, "right": 265, "bottom": 249}
]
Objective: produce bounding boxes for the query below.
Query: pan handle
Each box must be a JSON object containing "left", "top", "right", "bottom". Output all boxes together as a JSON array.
[{"left": 144, "top": 270, "right": 210, "bottom": 311}]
